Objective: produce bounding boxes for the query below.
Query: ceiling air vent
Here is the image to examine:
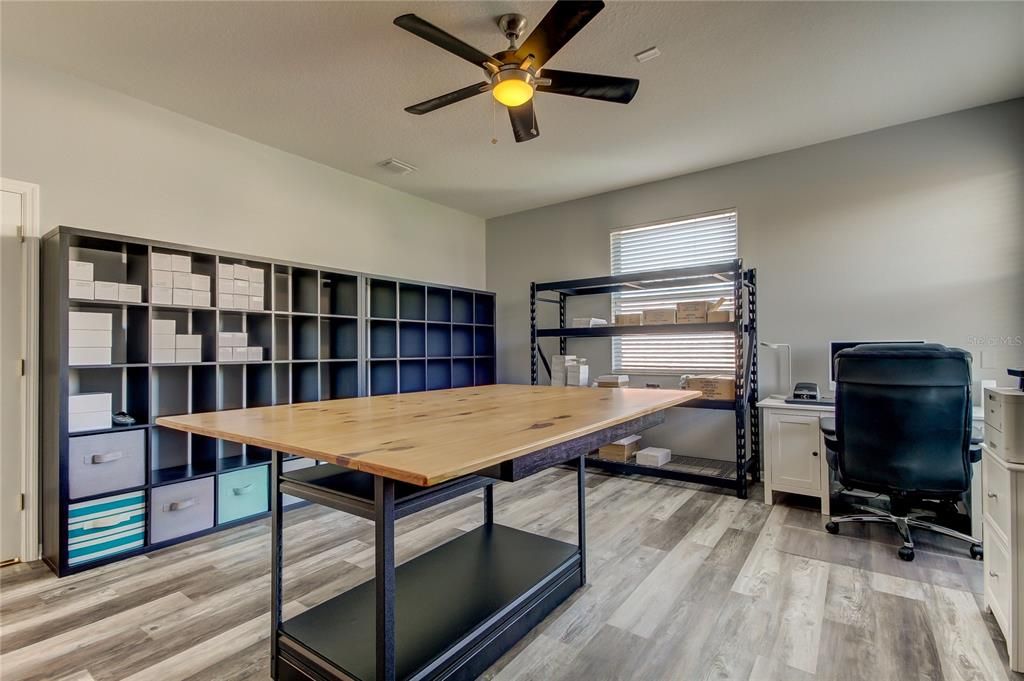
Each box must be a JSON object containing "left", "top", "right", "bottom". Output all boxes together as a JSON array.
[{"left": 377, "top": 158, "right": 418, "bottom": 175}]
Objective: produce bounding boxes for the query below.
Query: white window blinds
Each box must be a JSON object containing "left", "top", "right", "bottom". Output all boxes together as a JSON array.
[{"left": 610, "top": 211, "right": 738, "bottom": 375}]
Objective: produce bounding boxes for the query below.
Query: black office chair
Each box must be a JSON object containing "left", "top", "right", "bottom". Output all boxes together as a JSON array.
[{"left": 820, "top": 343, "right": 983, "bottom": 562}]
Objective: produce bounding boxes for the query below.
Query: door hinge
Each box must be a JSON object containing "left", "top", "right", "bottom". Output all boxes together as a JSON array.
[
  {"left": 17, "top": 494, "right": 25, "bottom": 511},
  {"left": 16, "top": 225, "right": 25, "bottom": 243},
  {"left": 20, "top": 359, "right": 25, "bottom": 376}
]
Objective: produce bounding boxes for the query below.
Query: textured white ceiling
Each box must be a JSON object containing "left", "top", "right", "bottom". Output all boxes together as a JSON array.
[{"left": 3, "top": 1, "right": 1023, "bottom": 218}]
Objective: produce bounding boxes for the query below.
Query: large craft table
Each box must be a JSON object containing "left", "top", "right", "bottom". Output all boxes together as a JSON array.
[{"left": 158, "top": 384, "right": 699, "bottom": 681}]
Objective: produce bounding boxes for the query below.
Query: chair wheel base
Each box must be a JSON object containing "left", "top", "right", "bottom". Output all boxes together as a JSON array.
[
  {"left": 970, "top": 544, "right": 983, "bottom": 560},
  {"left": 898, "top": 546, "right": 915, "bottom": 562},
  {"left": 825, "top": 521, "right": 839, "bottom": 535}
]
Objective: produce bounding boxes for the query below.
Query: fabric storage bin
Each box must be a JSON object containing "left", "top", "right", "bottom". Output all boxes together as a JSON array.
[
  {"left": 67, "top": 491, "right": 145, "bottom": 567},
  {"left": 218, "top": 465, "right": 270, "bottom": 523},
  {"left": 68, "top": 429, "right": 146, "bottom": 499},
  {"left": 283, "top": 458, "right": 317, "bottom": 506},
  {"left": 150, "top": 477, "right": 215, "bottom": 544}
]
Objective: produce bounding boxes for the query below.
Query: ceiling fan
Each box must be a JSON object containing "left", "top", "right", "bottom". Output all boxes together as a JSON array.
[{"left": 394, "top": 0, "right": 639, "bottom": 143}]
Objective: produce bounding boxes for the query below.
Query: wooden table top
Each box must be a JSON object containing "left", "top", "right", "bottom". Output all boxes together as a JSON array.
[{"left": 156, "top": 384, "right": 700, "bottom": 486}]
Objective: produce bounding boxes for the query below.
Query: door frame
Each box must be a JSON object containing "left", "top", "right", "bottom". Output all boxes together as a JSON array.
[{"left": 2, "top": 178, "right": 41, "bottom": 562}]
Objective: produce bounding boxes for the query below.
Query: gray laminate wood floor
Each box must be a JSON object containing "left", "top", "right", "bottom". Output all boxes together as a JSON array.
[{"left": 1, "top": 468, "right": 1019, "bottom": 681}]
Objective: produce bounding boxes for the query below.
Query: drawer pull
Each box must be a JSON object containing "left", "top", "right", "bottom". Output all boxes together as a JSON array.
[
  {"left": 88, "top": 451, "right": 124, "bottom": 465},
  {"left": 82, "top": 513, "right": 131, "bottom": 530},
  {"left": 164, "top": 498, "right": 196, "bottom": 512},
  {"left": 987, "top": 491, "right": 998, "bottom": 499},
  {"left": 233, "top": 483, "right": 256, "bottom": 496},
  {"left": 811, "top": 451, "right": 819, "bottom": 457},
  {"left": 989, "top": 570, "right": 999, "bottom": 578}
]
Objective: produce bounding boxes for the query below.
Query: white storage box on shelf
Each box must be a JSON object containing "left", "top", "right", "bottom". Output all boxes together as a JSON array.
[
  {"left": 151, "top": 269, "right": 173, "bottom": 289},
  {"left": 171, "top": 254, "right": 191, "bottom": 273},
  {"left": 172, "top": 289, "right": 193, "bottom": 306},
  {"left": 68, "top": 260, "right": 94, "bottom": 281},
  {"left": 152, "top": 287, "right": 173, "bottom": 305},
  {"left": 93, "top": 281, "right": 119, "bottom": 301},
  {"left": 69, "top": 279, "right": 94, "bottom": 300},
  {"left": 636, "top": 447, "right": 671, "bottom": 467},
  {"left": 151, "top": 252, "right": 173, "bottom": 271},
  {"left": 69, "top": 392, "right": 112, "bottom": 433},
  {"left": 118, "top": 283, "right": 142, "bottom": 303},
  {"left": 68, "top": 311, "right": 113, "bottom": 366}
]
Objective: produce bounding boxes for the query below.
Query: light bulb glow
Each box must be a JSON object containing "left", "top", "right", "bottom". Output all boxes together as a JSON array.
[{"left": 492, "top": 78, "right": 534, "bottom": 107}]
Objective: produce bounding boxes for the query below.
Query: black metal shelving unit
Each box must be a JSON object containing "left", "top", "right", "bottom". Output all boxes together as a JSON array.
[{"left": 529, "top": 259, "right": 760, "bottom": 498}]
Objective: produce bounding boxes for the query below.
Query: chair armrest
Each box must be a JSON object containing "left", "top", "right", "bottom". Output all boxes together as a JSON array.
[{"left": 819, "top": 416, "right": 836, "bottom": 438}]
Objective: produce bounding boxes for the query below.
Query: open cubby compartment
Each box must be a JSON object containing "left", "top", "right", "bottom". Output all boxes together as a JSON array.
[
  {"left": 475, "top": 358, "right": 496, "bottom": 386},
  {"left": 427, "top": 359, "right": 452, "bottom": 390},
  {"left": 125, "top": 367, "right": 150, "bottom": 425},
  {"left": 219, "top": 364, "right": 244, "bottom": 410},
  {"left": 451, "top": 290, "right": 474, "bottom": 324},
  {"left": 274, "top": 363, "right": 291, "bottom": 405},
  {"left": 68, "top": 233, "right": 149, "bottom": 294},
  {"left": 321, "top": 317, "right": 358, "bottom": 360},
  {"left": 152, "top": 365, "right": 190, "bottom": 419},
  {"left": 192, "top": 364, "right": 217, "bottom": 414},
  {"left": 369, "top": 320, "right": 397, "bottom": 359},
  {"left": 292, "top": 268, "right": 319, "bottom": 314},
  {"left": 399, "top": 283, "right": 426, "bottom": 321},
  {"left": 191, "top": 309, "right": 217, "bottom": 362},
  {"left": 273, "top": 316, "right": 290, "bottom": 361},
  {"left": 474, "top": 293, "right": 495, "bottom": 325},
  {"left": 452, "top": 324, "right": 473, "bottom": 357},
  {"left": 474, "top": 326, "right": 495, "bottom": 356},
  {"left": 426, "top": 287, "right": 452, "bottom": 322},
  {"left": 218, "top": 439, "right": 245, "bottom": 470},
  {"left": 369, "top": 360, "right": 398, "bottom": 396},
  {"left": 191, "top": 434, "right": 221, "bottom": 474},
  {"left": 321, "top": 272, "right": 358, "bottom": 317},
  {"left": 151, "top": 426, "right": 214, "bottom": 485},
  {"left": 452, "top": 358, "right": 474, "bottom": 388},
  {"left": 125, "top": 306, "right": 149, "bottom": 364},
  {"left": 246, "top": 363, "right": 273, "bottom": 407},
  {"left": 369, "top": 279, "right": 397, "bottom": 319},
  {"left": 292, "top": 316, "right": 319, "bottom": 360},
  {"left": 247, "top": 314, "right": 273, "bottom": 361},
  {"left": 69, "top": 302, "right": 127, "bottom": 365},
  {"left": 399, "top": 322, "right": 426, "bottom": 359},
  {"left": 273, "top": 265, "right": 291, "bottom": 312},
  {"left": 399, "top": 360, "right": 426, "bottom": 393},
  {"left": 245, "top": 446, "right": 274, "bottom": 468},
  {"left": 321, "top": 361, "right": 359, "bottom": 400},
  {"left": 427, "top": 324, "right": 451, "bottom": 358},
  {"left": 292, "top": 362, "right": 320, "bottom": 403},
  {"left": 68, "top": 366, "right": 142, "bottom": 426}
]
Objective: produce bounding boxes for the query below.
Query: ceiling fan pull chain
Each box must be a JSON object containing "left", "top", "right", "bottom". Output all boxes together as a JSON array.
[{"left": 491, "top": 98, "right": 499, "bottom": 145}]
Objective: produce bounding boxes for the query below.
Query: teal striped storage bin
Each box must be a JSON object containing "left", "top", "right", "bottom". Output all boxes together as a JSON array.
[{"left": 67, "top": 491, "right": 146, "bottom": 567}]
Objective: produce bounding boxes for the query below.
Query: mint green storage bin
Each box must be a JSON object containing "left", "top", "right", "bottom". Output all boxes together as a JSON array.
[{"left": 217, "top": 465, "right": 269, "bottom": 524}]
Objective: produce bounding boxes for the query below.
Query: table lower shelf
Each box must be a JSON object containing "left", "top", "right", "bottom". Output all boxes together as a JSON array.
[{"left": 279, "top": 523, "right": 581, "bottom": 681}]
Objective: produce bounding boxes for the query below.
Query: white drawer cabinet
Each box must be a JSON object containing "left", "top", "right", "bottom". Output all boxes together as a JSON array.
[
  {"left": 982, "top": 444, "right": 1023, "bottom": 672},
  {"left": 761, "top": 404, "right": 831, "bottom": 515}
]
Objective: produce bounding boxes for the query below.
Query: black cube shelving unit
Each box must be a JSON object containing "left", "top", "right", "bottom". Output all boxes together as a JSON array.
[{"left": 41, "top": 226, "right": 496, "bottom": 576}]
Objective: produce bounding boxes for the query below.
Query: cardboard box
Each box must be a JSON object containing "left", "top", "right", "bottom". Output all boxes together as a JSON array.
[
  {"left": 232, "top": 347, "right": 248, "bottom": 361},
  {"left": 172, "top": 271, "right": 192, "bottom": 289},
  {"left": 571, "top": 318, "right": 607, "bottom": 328},
  {"left": 152, "top": 348, "right": 176, "bottom": 364},
  {"left": 676, "top": 298, "right": 727, "bottom": 324},
  {"left": 234, "top": 279, "right": 250, "bottom": 295},
  {"left": 151, "top": 269, "right": 173, "bottom": 288},
  {"left": 636, "top": 446, "right": 671, "bottom": 467},
  {"left": 567, "top": 362, "right": 589, "bottom": 387},
  {"left": 218, "top": 278, "right": 234, "bottom": 295},
  {"left": 69, "top": 347, "right": 112, "bottom": 366},
  {"left": 172, "top": 289, "right": 193, "bottom": 306},
  {"left": 217, "top": 347, "right": 234, "bottom": 362},
  {"left": 151, "top": 334, "right": 176, "bottom": 349},
  {"left": 249, "top": 296, "right": 264, "bottom": 311},
  {"left": 69, "top": 411, "right": 112, "bottom": 433},
  {"left": 175, "top": 348, "right": 201, "bottom": 363},
  {"left": 614, "top": 313, "right": 644, "bottom": 326},
  {"left": 70, "top": 392, "right": 112, "bottom": 414},
  {"left": 232, "top": 294, "right": 249, "bottom": 309},
  {"left": 192, "top": 291, "right": 211, "bottom": 308},
  {"left": 175, "top": 334, "right": 201, "bottom": 349},
  {"left": 248, "top": 267, "right": 264, "bottom": 284},
  {"left": 597, "top": 434, "right": 641, "bottom": 462},
  {"left": 642, "top": 308, "right": 677, "bottom": 325},
  {"left": 69, "top": 311, "right": 112, "bottom": 330},
  {"left": 218, "top": 293, "right": 233, "bottom": 308},
  {"left": 151, "top": 252, "right": 173, "bottom": 271},
  {"left": 246, "top": 347, "right": 263, "bottom": 361},
  {"left": 118, "top": 283, "right": 143, "bottom": 303},
  {"left": 191, "top": 274, "right": 210, "bottom": 292},
  {"left": 69, "top": 280, "right": 95, "bottom": 300},
  {"left": 707, "top": 309, "right": 735, "bottom": 323},
  {"left": 93, "top": 281, "right": 119, "bottom": 301},
  {"left": 69, "top": 329, "right": 112, "bottom": 348},
  {"left": 596, "top": 374, "right": 629, "bottom": 387},
  {"left": 217, "top": 263, "right": 235, "bottom": 279},
  {"left": 682, "top": 375, "right": 736, "bottom": 401},
  {"left": 151, "top": 287, "right": 173, "bottom": 305},
  {"left": 151, "top": 319, "right": 176, "bottom": 335},
  {"left": 69, "top": 260, "right": 94, "bottom": 281},
  {"left": 171, "top": 254, "right": 191, "bottom": 273}
]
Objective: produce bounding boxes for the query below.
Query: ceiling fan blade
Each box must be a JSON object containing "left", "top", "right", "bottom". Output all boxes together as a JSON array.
[
  {"left": 394, "top": 14, "right": 502, "bottom": 70},
  {"left": 513, "top": 1, "right": 605, "bottom": 69},
  {"left": 405, "top": 82, "right": 490, "bottom": 115},
  {"left": 537, "top": 69, "right": 639, "bottom": 104},
  {"left": 508, "top": 100, "right": 539, "bottom": 143}
]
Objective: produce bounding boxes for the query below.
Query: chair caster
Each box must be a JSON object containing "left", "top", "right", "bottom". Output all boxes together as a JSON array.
[
  {"left": 898, "top": 546, "right": 915, "bottom": 562},
  {"left": 970, "top": 544, "right": 983, "bottom": 560},
  {"left": 825, "top": 521, "right": 839, "bottom": 535}
]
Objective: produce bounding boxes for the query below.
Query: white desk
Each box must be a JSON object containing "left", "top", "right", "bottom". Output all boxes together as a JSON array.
[{"left": 757, "top": 398, "right": 984, "bottom": 535}]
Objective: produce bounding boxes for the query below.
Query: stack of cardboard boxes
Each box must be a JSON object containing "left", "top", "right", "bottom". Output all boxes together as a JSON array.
[
  {"left": 681, "top": 374, "right": 736, "bottom": 401},
  {"left": 151, "top": 319, "right": 202, "bottom": 364},
  {"left": 69, "top": 392, "right": 111, "bottom": 433},
  {"left": 151, "top": 253, "right": 210, "bottom": 307},
  {"left": 69, "top": 260, "right": 142, "bottom": 303},
  {"left": 69, "top": 311, "right": 112, "bottom": 366},
  {"left": 217, "top": 332, "right": 263, "bottom": 362},
  {"left": 613, "top": 298, "right": 735, "bottom": 327},
  {"left": 551, "top": 355, "right": 589, "bottom": 386},
  {"left": 217, "top": 264, "right": 265, "bottom": 311}
]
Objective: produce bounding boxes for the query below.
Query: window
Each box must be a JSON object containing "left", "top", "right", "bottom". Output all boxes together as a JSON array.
[{"left": 611, "top": 210, "right": 738, "bottom": 375}]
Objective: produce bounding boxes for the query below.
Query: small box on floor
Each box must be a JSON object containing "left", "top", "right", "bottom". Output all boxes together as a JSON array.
[
  {"left": 613, "top": 313, "right": 643, "bottom": 326},
  {"left": 597, "top": 434, "right": 641, "bottom": 462},
  {"left": 681, "top": 375, "right": 736, "bottom": 401},
  {"left": 642, "top": 308, "right": 677, "bottom": 325},
  {"left": 636, "top": 447, "right": 671, "bottom": 467}
]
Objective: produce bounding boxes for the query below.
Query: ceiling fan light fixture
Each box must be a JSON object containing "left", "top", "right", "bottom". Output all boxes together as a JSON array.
[{"left": 491, "top": 70, "right": 535, "bottom": 107}]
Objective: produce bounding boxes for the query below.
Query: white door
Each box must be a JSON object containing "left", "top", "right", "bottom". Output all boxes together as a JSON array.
[
  {"left": 767, "top": 412, "right": 822, "bottom": 493},
  {"left": 1, "top": 189, "right": 25, "bottom": 564}
]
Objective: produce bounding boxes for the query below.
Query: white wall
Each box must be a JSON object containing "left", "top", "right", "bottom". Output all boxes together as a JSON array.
[
  {"left": 487, "top": 99, "right": 1024, "bottom": 459},
  {"left": 1, "top": 58, "right": 486, "bottom": 289}
]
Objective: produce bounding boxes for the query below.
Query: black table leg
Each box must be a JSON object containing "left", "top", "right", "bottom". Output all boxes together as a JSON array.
[
  {"left": 375, "top": 476, "right": 397, "bottom": 681},
  {"left": 270, "top": 451, "right": 284, "bottom": 679},
  {"left": 577, "top": 454, "right": 587, "bottom": 585},
  {"left": 484, "top": 484, "right": 494, "bottom": 525}
]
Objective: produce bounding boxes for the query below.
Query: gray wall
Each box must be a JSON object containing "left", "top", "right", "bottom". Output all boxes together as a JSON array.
[
  {"left": 1, "top": 58, "right": 486, "bottom": 289},
  {"left": 487, "top": 99, "right": 1024, "bottom": 459}
]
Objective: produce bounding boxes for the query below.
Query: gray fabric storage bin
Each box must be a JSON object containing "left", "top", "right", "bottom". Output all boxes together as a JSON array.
[
  {"left": 150, "top": 477, "right": 215, "bottom": 544},
  {"left": 68, "top": 429, "right": 146, "bottom": 499}
]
